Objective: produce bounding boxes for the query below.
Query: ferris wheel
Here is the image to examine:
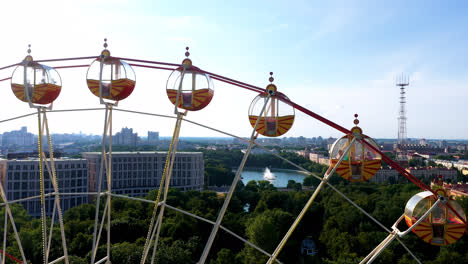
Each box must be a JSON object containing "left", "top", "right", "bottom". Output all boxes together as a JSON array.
[{"left": 0, "top": 39, "right": 466, "bottom": 264}]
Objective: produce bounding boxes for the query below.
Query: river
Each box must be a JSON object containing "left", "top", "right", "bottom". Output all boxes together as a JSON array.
[{"left": 240, "top": 167, "right": 308, "bottom": 187}]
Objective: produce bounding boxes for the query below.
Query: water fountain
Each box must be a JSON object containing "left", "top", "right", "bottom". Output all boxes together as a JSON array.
[{"left": 263, "top": 167, "right": 276, "bottom": 182}]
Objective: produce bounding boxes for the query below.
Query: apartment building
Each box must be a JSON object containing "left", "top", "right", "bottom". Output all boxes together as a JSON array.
[
  {"left": 406, "top": 167, "right": 457, "bottom": 182},
  {"left": 82, "top": 151, "right": 204, "bottom": 197},
  {"left": 368, "top": 169, "right": 400, "bottom": 183},
  {"left": 0, "top": 158, "right": 88, "bottom": 217}
]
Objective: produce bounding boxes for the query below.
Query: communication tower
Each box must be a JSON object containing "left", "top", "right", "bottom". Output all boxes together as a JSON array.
[
  {"left": 396, "top": 75, "right": 409, "bottom": 165},
  {"left": 397, "top": 75, "right": 409, "bottom": 145}
]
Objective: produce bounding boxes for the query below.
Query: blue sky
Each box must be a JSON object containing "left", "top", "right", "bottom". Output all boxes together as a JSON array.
[{"left": 0, "top": 0, "right": 467, "bottom": 139}]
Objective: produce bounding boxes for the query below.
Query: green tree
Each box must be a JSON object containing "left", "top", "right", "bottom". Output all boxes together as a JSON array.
[
  {"left": 303, "top": 176, "right": 316, "bottom": 187},
  {"left": 211, "top": 248, "right": 238, "bottom": 264},
  {"left": 240, "top": 209, "right": 294, "bottom": 264}
]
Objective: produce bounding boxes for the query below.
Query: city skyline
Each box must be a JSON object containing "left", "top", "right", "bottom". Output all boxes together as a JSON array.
[
  {"left": 1, "top": 1, "right": 467, "bottom": 140},
  {"left": 1, "top": 125, "right": 468, "bottom": 142}
]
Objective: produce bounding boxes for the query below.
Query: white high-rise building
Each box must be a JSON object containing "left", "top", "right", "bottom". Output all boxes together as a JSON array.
[{"left": 82, "top": 151, "right": 204, "bottom": 197}]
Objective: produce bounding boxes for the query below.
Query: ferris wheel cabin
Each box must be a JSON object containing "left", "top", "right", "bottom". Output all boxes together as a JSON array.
[
  {"left": 11, "top": 54, "right": 62, "bottom": 105},
  {"left": 404, "top": 190, "right": 467, "bottom": 246},
  {"left": 328, "top": 116, "right": 382, "bottom": 182},
  {"left": 248, "top": 78, "right": 295, "bottom": 137}
]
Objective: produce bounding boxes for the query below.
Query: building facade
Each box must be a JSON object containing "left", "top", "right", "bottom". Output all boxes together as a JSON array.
[
  {"left": 147, "top": 131, "right": 159, "bottom": 145},
  {"left": 82, "top": 152, "right": 204, "bottom": 197},
  {"left": 0, "top": 158, "right": 88, "bottom": 217},
  {"left": 406, "top": 167, "right": 457, "bottom": 182},
  {"left": 113, "top": 127, "right": 139, "bottom": 146},
  {"left": 318, "top": 157, "right": 330, "bottom": 166},
  {"left": 309, "top": 152, "right": 328, "bottom": 164},
  {"left": 368, "top": 169, "right": 400, "bottom": 183},
  {"left": 447, "top": 183, "right": 468, "bottom": 198},
  {"left": 2, "top": 127, "right": 35, "bottom": 147}
]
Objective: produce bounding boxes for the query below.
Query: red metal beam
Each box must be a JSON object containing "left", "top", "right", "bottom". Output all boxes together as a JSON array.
[
  {"left": 0, "top": 63, "right": 19, "bottom": 71},
  {"left": 200, "top": 69, "right": 265, "bottom": 93},
  {"left": 128, "top": 63, "right": 175, "bottom": 71},
  {"left": 211, "top": 76, "right": 264, "bottom": 94},
  {"left": 55, "top": 65, "right": 90, "bottom": 69},
  {"left": 112, "top": 57, "right": 181, "bottom": 67},
  {"left": 35, "top": 56, "right": 98, "bottom": 63},
  {"left": 0, "top": 250, "right": 22, "bottom": 263}
]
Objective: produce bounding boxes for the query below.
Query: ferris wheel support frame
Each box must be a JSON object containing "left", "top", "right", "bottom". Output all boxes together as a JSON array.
[
  {"left": 140, "top": 63, "right": 189, "bottom": 263},
  {"left": 150, "top": 114, "right": 184, "bottom": 261},
  {"left": 0, "top": 105, "right": 436, "bottom": 264},
  {"left": 198, "top": 94, "right": 272, "bottom": 264},
  {"left": 360, "top": 198, "right": 442, "bottom": 264},
  {"left": 145, "top": 112, "right": 184, "bottom": 263},
  {"left": 41, "top": 109, "right": 70, "bottom": 264},
  {"left": 36, "top": 108, "right": 70, "bottom": 264},
  {"left": 0, "top": 179, "right": 26, "bottom": 263},
  {"left": 266, "top": 137, "right": 357, "bottom": 264},
  {"left": 0, "top": 52, "right": 466, "bottom": 264},
  {"left": 90, "top": 104, "right": 114, "bottom": 264},
  {"left": 2, "top": 209, "right": 6, "bottom": 264}
]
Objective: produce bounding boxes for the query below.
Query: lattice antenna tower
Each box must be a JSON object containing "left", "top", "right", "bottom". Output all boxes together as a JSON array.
[{"left": 396, "top": 74, "right": 409, "bottom": 145}]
